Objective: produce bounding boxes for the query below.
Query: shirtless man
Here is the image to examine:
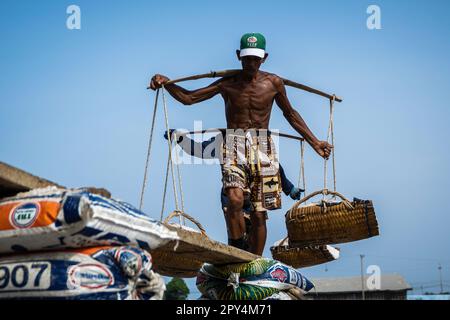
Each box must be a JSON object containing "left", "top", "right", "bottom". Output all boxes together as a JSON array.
[{"left": 150, "top": 33, "right": 332, "bottom": 255}]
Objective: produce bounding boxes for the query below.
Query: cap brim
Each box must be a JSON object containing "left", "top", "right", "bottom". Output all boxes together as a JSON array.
[{"left": 240, "top": 48, "right": 265, "bottom": 58}]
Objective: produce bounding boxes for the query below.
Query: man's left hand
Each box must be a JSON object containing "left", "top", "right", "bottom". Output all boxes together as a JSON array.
[{"left": 313, "top": 141, "right": 333, "bottom": 159}]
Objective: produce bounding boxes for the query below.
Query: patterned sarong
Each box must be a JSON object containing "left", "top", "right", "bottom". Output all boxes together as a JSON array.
[{"left": 221, "top": 131, "right": 282, "bottom": 212}]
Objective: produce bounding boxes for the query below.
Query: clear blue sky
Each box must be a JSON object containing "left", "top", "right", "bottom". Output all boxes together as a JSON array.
[{"left": 1, "top": 0, "right": 450, "bottom": 297}]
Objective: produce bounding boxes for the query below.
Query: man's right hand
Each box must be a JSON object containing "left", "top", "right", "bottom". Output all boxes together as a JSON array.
[{"left": 149, "top": 74, "right": 170, "bottom": 90}]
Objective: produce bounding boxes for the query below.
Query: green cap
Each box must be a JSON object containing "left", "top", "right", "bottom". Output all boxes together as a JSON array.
[{"left": 239, "top": 33, "right": 266, "bottom": 58}]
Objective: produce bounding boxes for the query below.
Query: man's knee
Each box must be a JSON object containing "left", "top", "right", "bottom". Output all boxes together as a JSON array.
[
  {"left": 225, "top": 188, "right": 244, "bottom": 211},
  {"left": 250, "top": 211, "right": 268, "bottom": 226}
]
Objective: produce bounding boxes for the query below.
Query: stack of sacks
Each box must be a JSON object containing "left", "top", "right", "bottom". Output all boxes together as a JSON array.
[
  {"left": 0, "top": 187, "right": 178, "bottom": 300},
  {"left": 196, "top": 258, "right": 314, "bottom": 300},
  {"left": 0, "top": 246, "right": 165, "bottom": 300},
  {"left": 0, "top": 187, "right": 179, "bottom": 253}
]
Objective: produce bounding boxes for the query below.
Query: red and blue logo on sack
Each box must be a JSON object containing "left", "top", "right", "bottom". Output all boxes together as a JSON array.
[{"left": 269, "top": 267, "right": 288, "bottom": 282}]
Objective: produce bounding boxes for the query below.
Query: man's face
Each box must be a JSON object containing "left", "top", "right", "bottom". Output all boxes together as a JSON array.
[
  {"left": 236, "top": 50, "right": 268, "bottom": 76},
  {"left": 241, "top": 55, "right": 263, "bottom": 74}
]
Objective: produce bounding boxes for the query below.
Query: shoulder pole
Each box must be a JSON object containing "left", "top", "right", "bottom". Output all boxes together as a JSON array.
[{"left": 148, "top": 69, "right": 343, "bottom": 102}]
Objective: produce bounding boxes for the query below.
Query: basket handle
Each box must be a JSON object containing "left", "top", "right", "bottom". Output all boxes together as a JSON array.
[
  {"left": 276, "top": 236, "right": 289, "bottom": 247},
  {"left": 289, "top": 189, "right": 354, "bottom": 212},
  {"left": 163, "top": 210, "right": 207, "bottom": 237}
]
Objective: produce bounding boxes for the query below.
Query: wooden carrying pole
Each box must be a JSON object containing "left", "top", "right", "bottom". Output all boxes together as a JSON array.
[
  {"left": 148, "top": 69, "right": 343, "bottom": 102},
  {"left": 282, "top": 78, "right": 342, "bottom": 103}
]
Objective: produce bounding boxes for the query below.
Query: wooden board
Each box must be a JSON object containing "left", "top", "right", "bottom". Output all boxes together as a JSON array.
[
  {"left": 151, "top": 225, "right": 259, "bottom": 278},
  {"left": 0, "top": 161, "right": 61, "bottom": 199}
]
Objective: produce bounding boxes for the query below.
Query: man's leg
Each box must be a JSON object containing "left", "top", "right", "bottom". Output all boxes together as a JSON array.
[
  {"left": 248, "top": 211, "right": 267, "bottom": 256},
  {"left": 225, "top": 187, "right": 247, "bottom": 249},
  {"left": 222, "top": 208, "right": 247, "bottom": 238}
]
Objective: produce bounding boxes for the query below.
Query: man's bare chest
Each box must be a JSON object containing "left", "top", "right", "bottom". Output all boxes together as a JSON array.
[{"left": 221, "top": 80, "right": 277, "bottom": 107}]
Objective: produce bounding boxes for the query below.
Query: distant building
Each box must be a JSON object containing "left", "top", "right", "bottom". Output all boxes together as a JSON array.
[
  {"left": 306, "top": 274, "right": 412, "bottom": 300},
  {"left": 408, "top": 294, "right": 450, "bottom": 301}
]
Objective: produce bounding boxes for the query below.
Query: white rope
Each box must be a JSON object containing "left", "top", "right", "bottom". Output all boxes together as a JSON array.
[
  {"left": 160, "top": 151, "right": 171, "bottom": 221},
  {"left": 141, "top": 88, "right": 186, "bottom": 222},
  {"left": 173, "top": 132, "right": 186, "bottom": 225},
  {"left": 161, "top": 86, "right": 180, "bottom": 213},
  {"left": 298, "top": 140, "right": 306, "bottom": 196},
  {"left": 330, "top": 97, "right": 337, "bottom": 194},
  {"left": 323, "top": 95, "right": 337, "bottom": 201},
  {"left": 139, "top": 89, "right": 160, "bottom": 211}
]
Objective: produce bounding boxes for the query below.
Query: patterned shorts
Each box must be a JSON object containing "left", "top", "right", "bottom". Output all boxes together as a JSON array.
[{"left": 221, "top": 132, "right": 282, "bottom": 212}]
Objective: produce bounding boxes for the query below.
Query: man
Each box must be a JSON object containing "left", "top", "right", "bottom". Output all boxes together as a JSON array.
[{"left": 150, "top": 33, "right": 332, "bottom": 255}]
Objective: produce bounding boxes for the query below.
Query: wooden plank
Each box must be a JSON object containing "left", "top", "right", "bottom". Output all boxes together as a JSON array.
[
  {"left": 151, "top": 225, "right": 259, "bottom": 278},
  {"left": 0, "top": 161, "right": 62, "bottom": 199}
]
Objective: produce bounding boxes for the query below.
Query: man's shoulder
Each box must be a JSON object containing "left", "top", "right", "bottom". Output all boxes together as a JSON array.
[
  {"left": 260, "top": 71, "right": 283, "bottom": 86},
  {"left": 215, "top": 73, "right": 239, "bottom": 86}
]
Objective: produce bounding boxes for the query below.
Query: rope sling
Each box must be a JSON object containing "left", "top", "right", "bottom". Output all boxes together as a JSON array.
[
  {"left": 272, "top": 95, "right": 346, "bottom": 268},
  {"left": 285, "top": 94, "right": 379, "bottom": 247},
  {"left": 298, "top": 140, "right": 306, "bottom": 200},
  {"left": 322, "top": 95, "right": 338, "bottom": 205},
  {"left": 139, "top": 86, "right": 198, "bottom": 229},
  {"left": 294, "top": 94, "right": 336, "bottom": 206},
  {"left": 139, "top": 89, "right": 159, "bottom": 211},
  {"left": 287, "top": 94, "right": 352, "bottom": 212}
]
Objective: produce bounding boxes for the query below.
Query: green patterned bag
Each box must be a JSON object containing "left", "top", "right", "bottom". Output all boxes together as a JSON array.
[{"left": 196, "top": 258, "right": 314, "bottom": 300}]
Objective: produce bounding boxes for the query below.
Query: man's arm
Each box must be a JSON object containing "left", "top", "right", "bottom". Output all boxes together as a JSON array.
[
  {"left": 279, "top": 164, "right": 304, "bottom": 200},
  {"left": 149, "top": 74, "right": 222, "bottom": 105},
  {"left": 164, "top": 132, "right": 218, "bottom": 159},
  {"left": 279, "top": 164, "right": 294, "bottom": 195},
  {"left": 273, "top": 76, "right": 333, "bottom": 159}
]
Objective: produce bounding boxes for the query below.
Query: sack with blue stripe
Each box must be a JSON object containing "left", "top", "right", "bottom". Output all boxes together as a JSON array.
[
  {"left": 0, "top": 246, "right": 165, "bottom": 300},
  {"left": 0, "top": 187, "right": 178, "bottom": 254}
]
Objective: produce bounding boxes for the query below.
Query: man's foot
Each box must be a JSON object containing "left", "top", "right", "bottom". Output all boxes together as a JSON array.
[{"left": 228, "top": 237, "right": 249, "bottom": 251}]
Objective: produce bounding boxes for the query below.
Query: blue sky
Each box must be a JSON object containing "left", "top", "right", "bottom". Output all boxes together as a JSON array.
[{"left": 1, "top": 0, "right": 450, "bottom": 297}]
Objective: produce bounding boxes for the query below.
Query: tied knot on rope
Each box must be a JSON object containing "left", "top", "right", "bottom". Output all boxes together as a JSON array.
[
  {"left": 319, "top": 189, "right": 354, "bottom": 212},
  {"left": 320, "top": 189, "right": 332, "bottom": 212},
  {"left": 227, "top": 272, "right": 241, "bottom": 291}
]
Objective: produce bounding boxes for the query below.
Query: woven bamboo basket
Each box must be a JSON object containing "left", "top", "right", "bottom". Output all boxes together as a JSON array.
[
  {"left": 151, "top": 250, "right": 204, "bottom": 278},
  {"left": 286, "top": 189, "right": 379, "bottom": 247},
  {"left": 270, "top": 238, "right": 340, "bottom": 269},
  {"left": 151, "top": 211, "right": 206, "bottom": 278}
]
